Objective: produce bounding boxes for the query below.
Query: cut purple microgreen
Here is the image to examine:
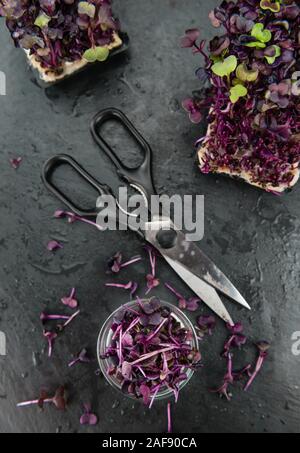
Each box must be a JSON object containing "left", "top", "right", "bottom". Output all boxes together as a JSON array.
[
  {"left": 10, "top": 157, "right": 22, "bottom": 169},
  {"left": 61, "top": 288, "right": 78, "bottom": 309},
  {"left": 226, "top": 322, "right": 244, "bottom": 334},
  {"left": 61, "top": 309, "right": 80, "bottom": 329},
  {"left": 145, "top": 245, "right": 160, "bottom": 295},
  {"left": 165, "top": 283, "right": 200, "bottom": 312},
  {"left": 107, "top": 251, "right": 142, "bottom": 274},
  {"left": 105, "top": 282, "right": 138, "bottom": 299},
  {"left": 40, "top": 312, "right": 70, "bottom": 325},
  {"left": 233, "top": 364, "right": 252, "bottom": 382},
  {"left": 43, "top": 330, "right": 58, "bottom": 357},
  {"left": 54, "top": 210, "right": 103, "bottom": 230},
  {"left": 222, "top": 322, "right": 247, "bottom": 357},
  {"left": 195, "top": 315, "right": 216, "bottom": 340},
  {"left": 17, "top": 386, "right": 67, "bottom": 411},
  {"left": 244, "top": 341, "right": 270, "bottom": 392},
  {"left": 210, "top": 353, "right": 234, "bottom": 401},
  {"left": 47, "top": 240, "right": 63, "bottom": 252},
  {"left": 100, "top": 298, "right": 201, "bottom": 405},
  {"left": 223, "top": 333, "right": 247, "bottom": 357},
  {"left": 80, "top": 403, "right": 98, "bottom": 426},
  {"left": 167, "top": 402, "right": 172, "bottom": 433},
  {"left": 68, "top": 348, "right": 91, "bottom": 368}
]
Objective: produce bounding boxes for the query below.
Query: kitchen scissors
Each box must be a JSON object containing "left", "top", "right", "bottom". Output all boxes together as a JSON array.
[{"left": 42, "top": 108, "right": 251, "bottom": 325}]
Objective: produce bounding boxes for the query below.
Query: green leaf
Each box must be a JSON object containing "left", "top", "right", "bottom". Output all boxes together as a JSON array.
[
  {"left": 251, "top": 23, "right": 272, "bottom": 43},
  {"left": 265, "top": 45, "right": 281, "bottom": 64},
  {"left": 245, "top": 41, "right": 267, "bottom": 49},
  {"left": 83, "top": 46, "right": 110, "bottom": 62},
  {"left": 211, "top": 55, "right": 238, "bottom": 78},
  {"left": 236, "top": 64, "right": 259, "bottom": 82},
  {"left": 230, "top": 84, "right": 248, "bottom": 103},
  {"left": 78, "top": 1, "right": 96, "bottom": 18},
  {"left": 34, "top": 13, "right": 51, "bottom": 28},
  {"left": 260, "top": 0, "right": 281, "bottom": 13}
]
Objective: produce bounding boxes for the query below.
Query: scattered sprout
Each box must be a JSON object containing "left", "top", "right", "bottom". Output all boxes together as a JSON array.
[
  {"left": 17, "top": 386, "right": 67, "bottom": 411},
  {"left": 43, "top": 330, "right": 58, "bottom": 358},
  {"left": 196, "top": 315, "right": 216, "bottom": 338},
  {"left": 10, "top": 157, "right": 22, "bottom": 169},
  {"left": 210, "top": 353, "right": 234, "bottom": 401},
  {"left": 40, "top": 312, "right": 70, "bottom": 324},
  {"left": 61, "top": 309, "right": 80, "bottom": 329},
  {"left": 244, "top": 341, "right": 270, "bottom": 391},
  {"left": 47, "top": 240, "right": 63, "bottom": 252},
  {"left": 68, "top": 348, "right": 91, "bottom": 368},
  {"left": 61, "top": 288, "right": 78, "bottom": 309},
  {"left": 165, "top": 283, "right": 200, "bottom": 312},
  {"left": 107, "top": 252, "right": 142, "bottom": 274},
  {"left": 145, "top": 246, "right": 160, "bottom": 295},
  {"left": 105, "top": 282, "right": 138, "bottom": 299},
  {"left": 80, "top": 403, "right": 98, "bottom": 426},
  {"left": 54, "top": 210, "right": 103, "bottom": 230}
]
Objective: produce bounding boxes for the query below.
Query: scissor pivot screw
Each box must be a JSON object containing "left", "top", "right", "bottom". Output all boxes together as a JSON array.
[{"left": 156, "top": 229, "right": 178, "bottom": 249}]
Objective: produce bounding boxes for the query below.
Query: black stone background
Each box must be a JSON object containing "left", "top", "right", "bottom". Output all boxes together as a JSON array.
[{"left": 0, "top": 0, "right": 299, "bottom": 434}]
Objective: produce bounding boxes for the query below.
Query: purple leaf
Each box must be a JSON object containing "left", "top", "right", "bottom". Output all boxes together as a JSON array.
[
  {"left": 68, "top": 348, "right": 90, "bottom": 367},
  {"left": 80, "top": 404, "right": 98, "bottom": 426},
  {"left": 10, "top": 157, "right": 22, "bottom": 169},
  {"left": 61, "top": 288, "right": 78, "bottom": 309},
  {"left": 180, "top": 29, "right": 200, "bottom": 48},
  {"left": 43, "top": 330, "right": 57, "bottom": 357},
  {"left": 197, "top": 315, "right": 216, "bottom": 336},
  {"left": 47, "top": 240, "right": 63, "bottom": 252}
]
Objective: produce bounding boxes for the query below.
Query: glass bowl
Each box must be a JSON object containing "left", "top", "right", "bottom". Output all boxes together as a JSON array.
[{"left": 97, "top": 299, "right": 199, "bottom": 401}]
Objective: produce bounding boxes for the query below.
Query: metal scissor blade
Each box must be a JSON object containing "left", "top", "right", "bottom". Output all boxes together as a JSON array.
[
  {"left": 143, "top": 216, "right": 250, "bottom": 310},
  {"left": 162, "top": 255, "right": 234, "bottom": 325},
  {"left": 184, "top": 244, "right": 251, "bottom": 310}
]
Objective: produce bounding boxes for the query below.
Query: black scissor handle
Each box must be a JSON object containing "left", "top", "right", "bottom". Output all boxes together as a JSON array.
[
  {"left": 42, "top": 154, "right": 112, "bottom": 218},
  {"left": 90, "top": 108, "right": 156, "bottom": 204}
]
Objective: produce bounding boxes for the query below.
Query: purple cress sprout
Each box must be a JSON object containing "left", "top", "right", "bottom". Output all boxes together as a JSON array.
[
  {"left": 68, "top": 348, "right": 91, "bottom": 368},
  {"left": 244, "top": 341, "right": 270, "bottom": 392},
  {"left": 107, "top": 251, "right": 142, "bottom": 274},
  {"left": 61, "top": 288, "right": 78, "bottom": 309},
  {"left": 145, "top": 246, "right": 160, "bottom": 294},
  {"left": 47, "top": 240, "right": 63, "bottom": 252},
  {"left": 10, "top": 157, "right": 22, "bottom": 169},
  {"left": 17, "top": 386, "right": 67, "bottom": 411},
  {"left": 105, "top": 282, "right": 138, "bottom": 299},
  {"left": 54, "top": 210, "right": 103, "bottom": 230},
  {"left": 165, "top": 283, "right": 200, "bottom": 312},
  {"left": 80, "top": 404, "right": 98, "bottom": 426}
]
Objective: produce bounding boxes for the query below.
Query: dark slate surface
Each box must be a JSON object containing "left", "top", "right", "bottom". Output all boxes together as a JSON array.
[{"left": 0, "top": 0, "right": 299, "bottom": 434}]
